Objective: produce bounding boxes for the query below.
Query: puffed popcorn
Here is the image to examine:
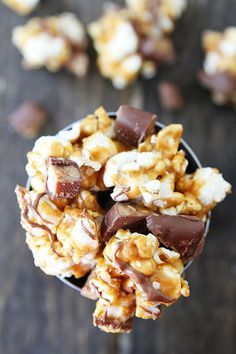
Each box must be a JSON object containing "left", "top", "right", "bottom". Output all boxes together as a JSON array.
[
  {"left": 177, "top": 168, "right": 232, "bottom": 210},
  {"left": 12, "top": 13, "right": 88, "bottom": 76},
  {"left": 199, "top": 27, "right": 236, "bottom": 106},
  {"left": 103, "top": 151, "right": 166, "bottom": 200},
  {"left": 2, "top": 0, "right": 39, "bottom": 15}
]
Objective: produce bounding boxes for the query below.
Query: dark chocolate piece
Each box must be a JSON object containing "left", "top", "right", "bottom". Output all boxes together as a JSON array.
[
  {"left": 9, "top": 101, "right": 47, "bottom": 139},
  {"left": 198, "top": 70, "right": 236, "bottom": 95},
  {"left": 115, "top": 105, "right": 157, "bottom": 147},
  {"left": 47, "top": 157, "right": 81, "bottom": 199},
  {"left": 147, "top": 214, "right": 205, "bottom": 262},
  {"left": 101, "top": 202, "right": 150, "bottom": 244},
  {"left": 158, "top": 81, "right": 185, "bottom": 111}
]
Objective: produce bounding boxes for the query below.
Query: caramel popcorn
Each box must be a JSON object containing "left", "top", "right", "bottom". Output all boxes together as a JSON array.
[
  {"left": 126, "top": 0, "right": 187, "bottom": 33},
  {"left": 88, "top": 1, "right": 186, "bottom": 88},
  {"left": 15, "top": 185, "right": 102, "bottom": 278},
  {"left": 16, "top": 106, "right": 231, "bottom": 333},
  {"left": 84, "top": 230, "right": 189, "bottom": 332},
  {"left": 2, "top": 0, "right": 39, "bottom": 15},
  {"left": 12, "top": 13, "right": 88, "bottom": 76},
  {"left": 199, "top": 27, "right": 236, "bottom": 106}
]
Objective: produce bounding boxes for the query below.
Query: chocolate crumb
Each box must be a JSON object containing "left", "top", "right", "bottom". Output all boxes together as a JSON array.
[
  {"left": 9, "top": 101, "right": 47, "bottom": 139},
  {"left": 158, "top": 81, "right": 185, "bottom": 111}
]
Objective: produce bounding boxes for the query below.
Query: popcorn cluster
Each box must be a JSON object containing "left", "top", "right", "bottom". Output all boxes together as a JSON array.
[
  {"left": 12, "top": 13, "right": 89, "bottom": 77},
  {"left": 16, "top": 106, "right": 231, "bottom": 333},
  {"left": 83, "top": 230, "right": 189, "bottom": 333},
  {"left": 88, "top": 0, "right": 187, "bottom": 88},
  {"left": 199, "top": 27, "right": 236, "bottom": 106},
  {"left": 2, "top": 0, "right": 40, "bottom": 15}
]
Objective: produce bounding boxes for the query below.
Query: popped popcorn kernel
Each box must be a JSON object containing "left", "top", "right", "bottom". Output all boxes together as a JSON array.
[{"left": 12, "top": 13, "right": 88, "bottom": 76}]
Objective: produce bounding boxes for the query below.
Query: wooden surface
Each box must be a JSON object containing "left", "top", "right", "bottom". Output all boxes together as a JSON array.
[{"left": 0, "top": 1, "right": 235, "bottom": 353}]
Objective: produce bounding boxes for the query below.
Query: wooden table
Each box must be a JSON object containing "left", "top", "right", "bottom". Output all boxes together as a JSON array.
[{"left": 0, "top": 1, "right": 235, "bottom": 353}]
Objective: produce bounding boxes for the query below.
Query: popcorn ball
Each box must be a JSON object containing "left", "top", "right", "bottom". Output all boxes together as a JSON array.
[
  {"left": 16, "top": 105, "right": 231, "bottom": 333},
  {"left": 2, "top": 0, "right": 39, "bottom": 15},
  {"left": 12, "top": 13, "right": 89, "bottom": 76},
  {"left": 199, "top": 27, "right": 236, "bottom": 106},
  {"left": 88, "top": 0, "right": 186, "bottom": 88}
]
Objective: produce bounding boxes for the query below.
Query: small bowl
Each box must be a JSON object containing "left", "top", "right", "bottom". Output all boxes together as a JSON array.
[{"left": 28, "top": 112, "right": 211, "bottom": 292}]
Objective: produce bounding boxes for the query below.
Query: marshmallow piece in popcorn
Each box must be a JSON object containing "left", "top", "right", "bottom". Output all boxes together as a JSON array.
[
  {"left": 199, "top": 27, "right": 236, "bottom": 106},
  {"left": 103, "top": 230, "right": 189, "bottom": 320},
  {"left": 12, "top": 13, "right": 88, "bottom": 76},
  {"left": 2, "top": 0, "right": 40, "bottom": 15},
  {"left": 26, "top": 136, "right": 73, "bottom": 193},
  {"left": 15, "top": 186, "right": 101, "bottom": 278},
  {"left": 177, "top": 167, "right": 231, "bottom": 208},
  {"left": 103, "top": 150, "right": 166, "bottom": 200}
]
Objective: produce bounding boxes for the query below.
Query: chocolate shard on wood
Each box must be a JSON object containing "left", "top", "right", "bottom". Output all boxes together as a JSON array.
[
  {"left": 158, "top": 81, "right": 185, "bottom": 111},
  {"left": 115, "top": 105, "right": 157, "bottom": 147},
  {"left": 9, "top": 101, "right": 47, "bottom": 139},
  {"left": 101, "top": 202, "right": 151, "bottom": 244},
  {"left": 147, "top": 214, "right": 205, "bottom": 262},
  {"left": 46, "top": 157, "right": 81, "bottom": 199}
]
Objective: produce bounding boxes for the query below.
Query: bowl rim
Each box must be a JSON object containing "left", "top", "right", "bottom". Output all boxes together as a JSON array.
[{"left": 27, "top": 112, "right": 211, "bottom": 292}]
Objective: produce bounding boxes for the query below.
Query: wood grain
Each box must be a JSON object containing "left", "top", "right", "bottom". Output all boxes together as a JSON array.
[{"left": 0, "top": 1, "right": 235, "bottom": 354}]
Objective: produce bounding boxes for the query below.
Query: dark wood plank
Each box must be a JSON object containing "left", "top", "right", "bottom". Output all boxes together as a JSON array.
[{"left": 0, "top": 1, "right": 235, "bottom": 354}]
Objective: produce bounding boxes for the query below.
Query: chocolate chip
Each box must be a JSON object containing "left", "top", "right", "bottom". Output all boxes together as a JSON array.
[
  {"left": 115, "top": 105, "right": 157, "bottom": 147},
  {"left": 198, "top": 70, "right": 236, "bottom": 96},
  {"left": 9, "top": 101, "right": 47, "bottom": 139},
  {"left": 147, "top": 214, "right": 205, "bottom": 262},
  {"left": 46, "top": 157, "right": 81, "bottom": 199},
  {"left": 158, "top": 81, "right": 185, "bottom": 111},
  {"left": 101, "top": 202, "right": 150, "bottom": 244}
]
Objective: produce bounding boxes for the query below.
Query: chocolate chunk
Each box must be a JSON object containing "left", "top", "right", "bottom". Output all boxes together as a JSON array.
[
  {"left": 147, "top": 215, "right": 205, "bottom": 262},
  {"left": 198, "top": 70, "right": 236, "bottom": 95},
  {"left": 46, "top": 157, "right": 81, "bottom": 199},
  {"left": 158, "top": 81, "right": 185, "bottom": 111},
  {"left": 101, "top": 202, "right": 150, "bottom": 244},
  {"left": 9, "top": 101, "right": 47, "bottom": 139},
  {"left": 115, "top": 106, "right": 157, "bottom": 147}
]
